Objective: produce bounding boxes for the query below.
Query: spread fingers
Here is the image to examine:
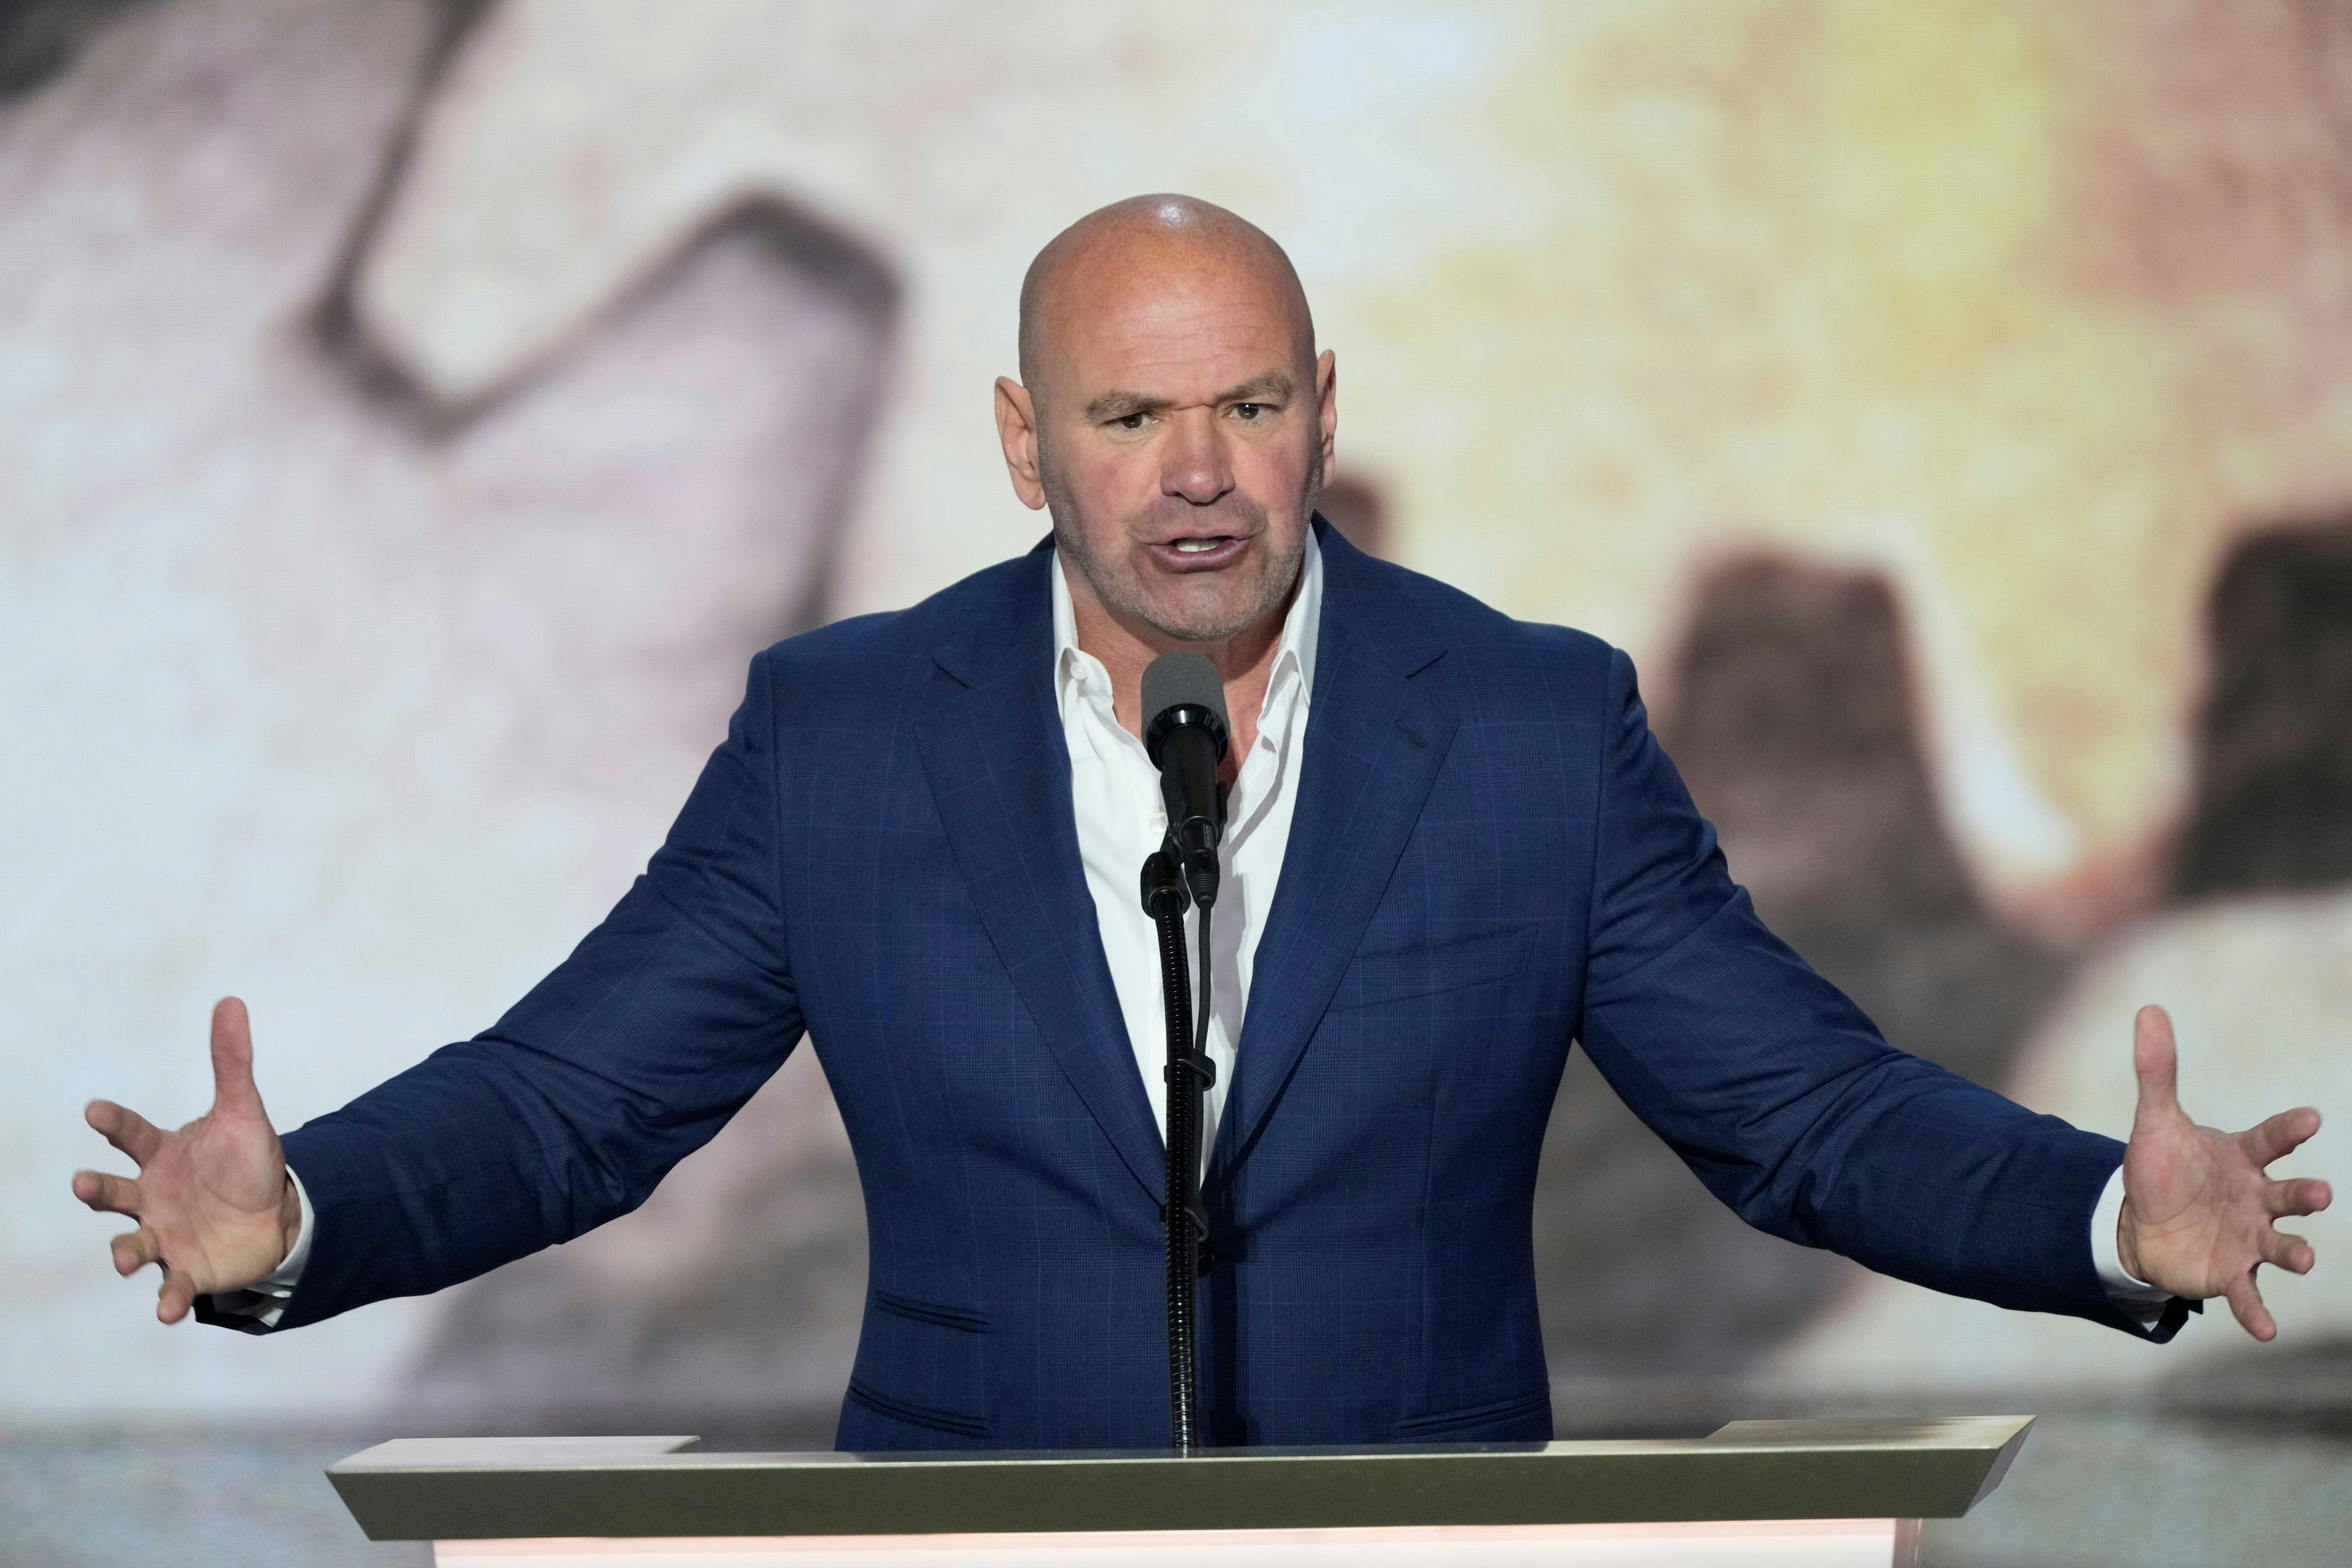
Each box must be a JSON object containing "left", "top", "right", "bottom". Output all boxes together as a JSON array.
[
  {"left": 85, "top": 1100, "right": 165, "bottom": 1165},
  {"left": 2261, "top": 1227, "right": 2316, "bottom": 1275},
  {"left": 72, "top": 1169, "right": 142, "bottom": 1217},
  {"left": 156, "top": 1266, "right": 199, "bottom": 1326},
  {"left": 111, "top": 1227, "right": 162, "bottom": 1277},
  {"left": 2223, "top": 1270, "right": 2277, "bottom": 1342},
  {"left": 2243, "top": 1106, "right": 2323, "bottom": 1167},
  {"left": 2267, "top": 1176, "right": 2333, "bottom": 1218}
]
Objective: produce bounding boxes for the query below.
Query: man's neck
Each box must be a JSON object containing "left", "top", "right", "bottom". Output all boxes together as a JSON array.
[{"left": 1062, "top": 556, "right": 1298, "bottom": 767}]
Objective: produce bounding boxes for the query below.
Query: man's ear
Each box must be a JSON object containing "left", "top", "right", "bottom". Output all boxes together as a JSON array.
[
  {"left": 994, "top": 377, "right": 1047, "bottom": 511},
  {"left": 1314, "top": 350, "right": 1338, "bottom": 478}
]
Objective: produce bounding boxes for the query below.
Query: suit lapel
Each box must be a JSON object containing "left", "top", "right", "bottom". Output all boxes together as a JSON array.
[
  {"left": 1212, "top": 532, "right": 1459, "bottom": 1176},
  {"left": 916, "top": 548, "right": 1166, "bottom": 1200}
]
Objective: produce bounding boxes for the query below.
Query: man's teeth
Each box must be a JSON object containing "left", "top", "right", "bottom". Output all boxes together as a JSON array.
[{"left": 1173, "top": 538, "right": 1222, "bottom": 552}]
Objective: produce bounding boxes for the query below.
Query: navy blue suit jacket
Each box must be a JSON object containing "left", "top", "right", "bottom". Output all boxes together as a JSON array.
[{"left": 227, "top": 523, "right": 2177, "bottom": 1447}]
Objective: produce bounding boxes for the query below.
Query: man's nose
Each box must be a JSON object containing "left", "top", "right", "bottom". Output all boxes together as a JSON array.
[{"left": 1160, "top": 409, "right": 1234, "bottom": 507}]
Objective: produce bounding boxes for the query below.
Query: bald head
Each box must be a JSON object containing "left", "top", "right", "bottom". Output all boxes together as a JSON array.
[
  {"left": 1017, "top": 195, "right": 1315, "bottom": 403},
  {"left": 993, "top": 194, "right": 1336, "bottom": 662}
]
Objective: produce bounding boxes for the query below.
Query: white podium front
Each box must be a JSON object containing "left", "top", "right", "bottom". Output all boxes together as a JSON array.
[{"left": 328, "top": 1416, "right": 2035, "bottom": 1568}]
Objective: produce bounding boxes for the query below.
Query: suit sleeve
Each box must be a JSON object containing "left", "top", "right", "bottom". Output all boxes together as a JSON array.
[
  {"left": 1571, "top": 647, "right": 2189, "bottom": 1340},
  {"left": 203, "top": 652, "right": 805, "bottom": 1332}
]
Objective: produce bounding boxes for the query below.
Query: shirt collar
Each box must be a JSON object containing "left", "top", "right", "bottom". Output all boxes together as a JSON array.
[{"left": 1051, "top": 528, "right": 1323, "bottom": 723}]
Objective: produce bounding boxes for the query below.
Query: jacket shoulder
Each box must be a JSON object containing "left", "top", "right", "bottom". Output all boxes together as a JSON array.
[
  {"left": 1350, "top": 549, "right": 1626, "bottom": 711},
  {"left": 743, "top": 546, "right": 1047, "bottom": 709}
]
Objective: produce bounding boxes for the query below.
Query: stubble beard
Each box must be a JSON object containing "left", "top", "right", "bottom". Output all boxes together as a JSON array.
[{"left": 1043, "top": 449, "right": 1319, "bottom": 647}]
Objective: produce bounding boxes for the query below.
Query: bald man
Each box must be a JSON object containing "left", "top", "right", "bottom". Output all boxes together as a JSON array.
[{"left": 77, "top": 196, "right": 2328, "bottom": 1449}]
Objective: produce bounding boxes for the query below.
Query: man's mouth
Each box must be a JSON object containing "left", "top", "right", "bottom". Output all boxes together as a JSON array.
[{"left": 1147, "top": 534, "right": 1251, "bottom": 573}]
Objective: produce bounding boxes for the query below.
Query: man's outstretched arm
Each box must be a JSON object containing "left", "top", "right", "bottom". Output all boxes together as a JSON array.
[
  {"left": 1573, "top": 646, "right": 2327, "bottom": 1340},
  {"left": 73, "top": 651, "right": 805, "bottom": 1331}
]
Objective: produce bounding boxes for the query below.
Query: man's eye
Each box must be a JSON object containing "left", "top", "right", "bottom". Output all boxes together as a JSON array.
[
  {"left": 1112, "top": 412, "right": 1150, "bottom": 431},
  {"left": 1230, "top": 402, "right": 1269, "bottom": 420}
]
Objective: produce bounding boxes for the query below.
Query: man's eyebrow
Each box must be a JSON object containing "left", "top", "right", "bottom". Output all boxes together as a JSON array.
[
  {"left": 1218, "top": 371, "right": 1294, "bottom": 405},
  {"left": 1085, "top": 389, "right": 1169, "bottom": 422},
  {"left": 1082, "top": 372, "right": 1297, "bottom": 423}
]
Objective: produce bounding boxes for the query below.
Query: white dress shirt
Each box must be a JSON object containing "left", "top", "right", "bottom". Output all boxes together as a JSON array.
[
  {"left": 227, "top": 529, "right": 2166, "bottom": 1327},
  {"left": 1053, "top": 532, "right": 1322, "bottom": 1162}
]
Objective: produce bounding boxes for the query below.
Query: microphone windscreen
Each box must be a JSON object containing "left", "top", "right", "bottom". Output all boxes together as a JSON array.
[{"left": 1141, "top": 651, "right": 1229, "bottom": 732}]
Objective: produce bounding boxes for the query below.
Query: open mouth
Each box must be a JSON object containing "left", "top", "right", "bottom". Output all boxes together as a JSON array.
[{"left": 1148, "top": 534, "right": 1251, "bottom": 573}]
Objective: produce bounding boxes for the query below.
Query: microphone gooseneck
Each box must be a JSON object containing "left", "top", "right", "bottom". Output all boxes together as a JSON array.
[{"left": 1141, "top": 848, "right": 1211, "bottom": 1453}]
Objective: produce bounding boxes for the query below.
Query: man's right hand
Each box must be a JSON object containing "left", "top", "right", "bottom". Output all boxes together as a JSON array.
[{"left": 72, "top": 996, "right": 299, "bottom": 1324}]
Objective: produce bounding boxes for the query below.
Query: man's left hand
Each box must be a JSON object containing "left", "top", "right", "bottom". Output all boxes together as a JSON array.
[{"left": 2118, "top": 1004, "right": 2332, "bottom": 1340}]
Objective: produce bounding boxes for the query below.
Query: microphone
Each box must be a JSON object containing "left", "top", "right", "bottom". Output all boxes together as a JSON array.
[{"left": 1141, "top": 651, "right": 1229, "bottom": 906}]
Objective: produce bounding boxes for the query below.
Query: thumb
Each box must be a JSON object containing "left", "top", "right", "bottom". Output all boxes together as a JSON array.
[
  {"left": 2131, "top": 1004, "right": 2181, "bottom": 1132},
  {"left": 209, "top": 996, "right": 268, "bottom": 1122}
]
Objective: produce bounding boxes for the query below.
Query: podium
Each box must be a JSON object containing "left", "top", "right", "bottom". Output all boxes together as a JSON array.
[{"left": 328, "top": 1416, "right": 2031, "bottom": 1567}]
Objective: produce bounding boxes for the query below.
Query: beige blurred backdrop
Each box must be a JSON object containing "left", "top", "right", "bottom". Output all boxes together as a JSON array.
[{"left": 7, "top": 0, "right": 2352, "bottom": 1447}]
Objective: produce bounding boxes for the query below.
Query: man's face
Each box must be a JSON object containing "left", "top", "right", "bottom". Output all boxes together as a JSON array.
[{"left": 1019, "top": 252, "right": 1334, "bottom": 645}]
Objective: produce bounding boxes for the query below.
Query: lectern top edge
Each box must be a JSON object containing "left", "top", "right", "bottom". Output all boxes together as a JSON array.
[
  {"left": 329, "top": 1415, "right": 2035, "bottom": 1477},
  {"left": 326, "top": 1416, "right": 2037, "bottom": 1540}
]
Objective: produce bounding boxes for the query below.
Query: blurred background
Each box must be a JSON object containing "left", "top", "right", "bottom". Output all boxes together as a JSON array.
[{"left": 5, "top": 1, "right": 2351, "bottom": 1563}]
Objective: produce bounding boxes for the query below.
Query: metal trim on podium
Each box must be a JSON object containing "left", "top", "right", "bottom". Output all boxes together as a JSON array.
[{"left": 328, "top": 1415, "right": 2032, "bottom": 1566}]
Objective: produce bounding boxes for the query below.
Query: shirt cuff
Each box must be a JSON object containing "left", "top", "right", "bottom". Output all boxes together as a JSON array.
[
  {"left": 199, "top": 1167, "right": 314, "bottom": 1328},
  {"left": 2091, "top": 1163, "right": 2175, "bottom": 1324}
]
